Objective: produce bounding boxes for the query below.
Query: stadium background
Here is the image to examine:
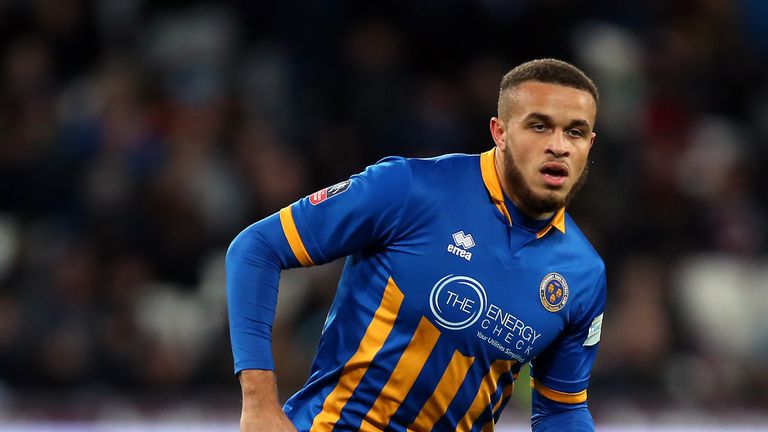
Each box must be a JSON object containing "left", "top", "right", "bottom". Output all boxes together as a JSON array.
[{"left": 1, "top": 0, "right": 767, "bottom": 430}]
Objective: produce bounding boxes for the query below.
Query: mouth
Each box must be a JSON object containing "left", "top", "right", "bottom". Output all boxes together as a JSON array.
[{"left": 539, "top": 162, "right": 569, "bottom": 187}]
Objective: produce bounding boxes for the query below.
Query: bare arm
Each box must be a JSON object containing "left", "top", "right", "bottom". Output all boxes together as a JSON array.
[{"left": 239, "top": 370, "right": 297, "bottom": 432}]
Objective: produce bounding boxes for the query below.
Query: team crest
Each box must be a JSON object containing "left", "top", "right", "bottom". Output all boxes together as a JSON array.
[
  {"left": 539, "top": 273, "right": 569, "bottom": 312},
  {"left": 309, "top": 180, "right": 351, "bottom": 205}
]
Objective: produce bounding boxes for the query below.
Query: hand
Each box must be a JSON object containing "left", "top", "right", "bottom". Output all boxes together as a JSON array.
[
  {"left": 240, "top": 405, "right": 296, "bottom": 432},
  {"left": 239, "top": 370, "right": 297, "bottom": 432}
]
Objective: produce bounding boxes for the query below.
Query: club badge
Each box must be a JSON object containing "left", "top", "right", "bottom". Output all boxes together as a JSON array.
[{"left": 539, "top": 272, "right": 569, "bottom": 312}]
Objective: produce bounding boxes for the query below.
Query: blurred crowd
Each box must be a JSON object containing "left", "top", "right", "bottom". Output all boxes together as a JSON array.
[{"left": 0, "top": 0, "right": 767, "bottom": 421}]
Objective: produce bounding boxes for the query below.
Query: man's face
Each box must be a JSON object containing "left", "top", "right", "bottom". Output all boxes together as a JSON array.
[{"left": 491, "top": 81, "right": 596, "bottom": 217}]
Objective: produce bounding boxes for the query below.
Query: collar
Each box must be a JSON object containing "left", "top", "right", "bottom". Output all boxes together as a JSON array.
[{"left": 479, "top": 148, "right": 566, "bottom": 238}]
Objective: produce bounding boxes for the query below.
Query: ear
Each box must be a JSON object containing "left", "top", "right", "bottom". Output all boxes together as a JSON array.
[
  {"left": 589, "top": 131, "right": 596, "bottom": 149},
  {"left": 489, "top": 117, "right": 506, "bottom": 150}
]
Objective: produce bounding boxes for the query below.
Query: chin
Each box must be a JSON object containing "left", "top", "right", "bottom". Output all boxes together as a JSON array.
[
  {"left": 524, "top": 194, "right": 565, "bottom": 215},
  {"left": 536, "top": 187, "right": 567, "bottom": 201}
]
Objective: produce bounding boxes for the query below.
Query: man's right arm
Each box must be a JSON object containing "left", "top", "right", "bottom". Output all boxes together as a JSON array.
[
  {"left": 226, "top": 212, "right": 301, "bottom": 373},
  {"left": 226, "top": 157, "right": 413, "bottom": 430},
  {"left": 226, "top": 212, "right": 302, "bottom": 430}
]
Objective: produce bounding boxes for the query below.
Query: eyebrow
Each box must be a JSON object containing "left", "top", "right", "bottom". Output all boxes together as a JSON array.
[{"left": 524, "top": 112, "right": 592, "bottom": 130}]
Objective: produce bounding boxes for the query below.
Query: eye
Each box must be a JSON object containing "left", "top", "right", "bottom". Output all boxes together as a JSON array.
[
  {"left": 567, "top": 129, "right": 585, "bottom": 138},
  {"left": 531, "top": 123, "right": 549, "bottom": 132}
]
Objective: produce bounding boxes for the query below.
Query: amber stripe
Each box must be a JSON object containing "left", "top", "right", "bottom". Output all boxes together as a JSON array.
[
  {"left": 408, "top": 350, "right": 475, "bottom": 431},
  {"left": 359, "top": 317, "right": 442, "bottom": 431},
  {"left": 492, "top": 384, "right": 513, "bottom": 415},
  {"left": 480, "top": 149, "right": 512, "bottom": 226},
  {"left": 310, "top": 278, "right": 405, "bottom": 431},
  {"left": 455, "top": 359, "right": 516, "bottom": 431},
  {"left": 279, "top": 206, "right": 315, "bottom": 267},
  {"left": 531, "top": 378, "right": 587, "bottom": 404},
  {"left": 477, "top": 382, "right": 514, "bottom": 432}
]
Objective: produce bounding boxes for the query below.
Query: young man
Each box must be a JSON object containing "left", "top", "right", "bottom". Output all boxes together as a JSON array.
[{"left": 227, "top": 58, "right": 606, "bottom": 431}]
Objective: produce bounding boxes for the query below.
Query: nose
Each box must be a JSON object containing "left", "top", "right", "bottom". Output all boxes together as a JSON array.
[{"left": 546, "top": 131, "right": 570, "bottom": 158}]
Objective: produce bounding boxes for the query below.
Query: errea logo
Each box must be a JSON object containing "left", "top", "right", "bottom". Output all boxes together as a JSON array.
[
  {"left": 452, "top": 231, "right": 475, "bottom": 249},
  {"left": 447, "top": 231, "right": 474, "bottom": 261}
]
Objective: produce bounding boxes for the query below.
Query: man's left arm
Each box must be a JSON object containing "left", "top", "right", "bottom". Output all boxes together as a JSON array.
[{"left": 529, "top": 269, "right": 607, "bottom": 432}]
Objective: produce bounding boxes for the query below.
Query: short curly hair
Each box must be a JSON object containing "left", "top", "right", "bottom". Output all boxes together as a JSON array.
[{"left": 497, "top": 58, "right": 598, "bottom": 120}]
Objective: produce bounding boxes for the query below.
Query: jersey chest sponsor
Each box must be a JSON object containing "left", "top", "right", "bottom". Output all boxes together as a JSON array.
[{"left": 426, "top": 274, "right": 546, "bottom": 362}]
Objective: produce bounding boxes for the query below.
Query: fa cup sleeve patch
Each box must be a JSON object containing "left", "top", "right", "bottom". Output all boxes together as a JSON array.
[
  {"left": 583, "top": 313, "right": 603, "bottom": 347},
  {"left": 309, "top": 179, "right": 352, "bottom": 205}
]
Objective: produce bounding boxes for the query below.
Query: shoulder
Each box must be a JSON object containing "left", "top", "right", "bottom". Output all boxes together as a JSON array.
[
  {"left": 367, "top": 153, "right": 482, "bottom": 199},
  {"left": 562, "top": 213, "right": 605, "bottom": 274},
  {"left": 363, "top": 155, "right": 411, "bottom": 176},
  {"left": 404, "top": 153, "right": 482, "bottom": 191},
  {"left": 406, "top": 152, "right": 480, "bottom": 172},
  {"left": 559, "top": 213, "right": 606, "bottom": 316},
  {"left": 370, "top": 152, "right": 480, "bottom": 175},
  {"left": 350, "top": 156, "right": 414, "bottom": 196}
]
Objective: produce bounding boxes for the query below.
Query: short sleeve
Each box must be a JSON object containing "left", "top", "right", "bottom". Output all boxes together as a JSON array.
[
  {"left": 279, "top": 156, "right": 412, "bottom": 266},
  {"left": 530, "top": 268, "right": 606, "bottom": 403}
]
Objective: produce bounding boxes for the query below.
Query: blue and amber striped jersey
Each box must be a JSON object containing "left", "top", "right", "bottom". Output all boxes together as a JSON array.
[{"left": 228, "top": 148, "right": 606, "bottom": 431}]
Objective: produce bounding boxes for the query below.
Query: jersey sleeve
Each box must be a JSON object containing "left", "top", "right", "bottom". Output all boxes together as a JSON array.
[
  {"left": 531, "top": 405, "right": 594, "bottom": 431},
  {"left": 530, "top": 268, "right": 606, "bottom": 413},
  {"left": 227, "top": 212, "right": 301, "bottom": 373},
  {"left": 226, "top": 157, "right": 412, "bottom": 374},
  {"left": 279, "top": 156, "right": 412, "bottom": 267}
]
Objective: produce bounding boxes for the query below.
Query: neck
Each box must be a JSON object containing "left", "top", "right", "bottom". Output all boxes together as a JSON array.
[{"left": 493, "top": 147, "right": 555, "bottom": 221}]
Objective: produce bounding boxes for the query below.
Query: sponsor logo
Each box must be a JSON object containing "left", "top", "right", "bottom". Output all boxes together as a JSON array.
[
  {"left": 309, "top": 180, "right": 351, "bottom": 205},
  {"left": 429, "top": 274, "right": 544, "bottom": 361},
  {"left": 429, "top": 275, "right": 487, "bottom": 330},
  {"left": 447, "top": 231, "right": 475, "bottom": 261},
  {"left": 539, "top": 273, "right": 569, "bottom": 312}
]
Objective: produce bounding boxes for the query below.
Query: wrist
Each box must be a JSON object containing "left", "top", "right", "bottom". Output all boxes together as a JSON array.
[{"left": 239, "top": 369, "right": 281, "bottom": 408}]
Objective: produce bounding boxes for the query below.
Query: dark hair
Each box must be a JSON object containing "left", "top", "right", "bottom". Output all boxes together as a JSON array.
[{"left": 497, "top": 58, "right": 599, "bottom": 119}]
